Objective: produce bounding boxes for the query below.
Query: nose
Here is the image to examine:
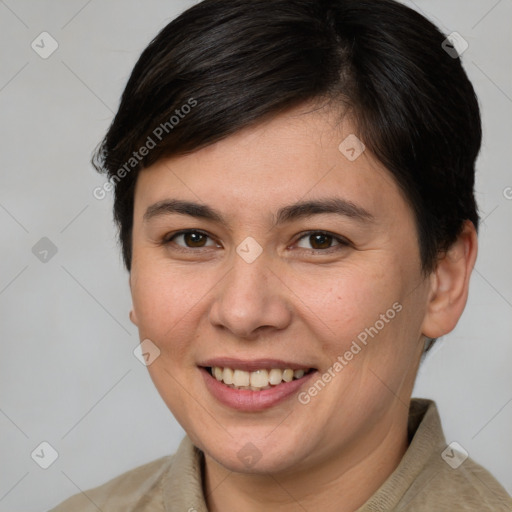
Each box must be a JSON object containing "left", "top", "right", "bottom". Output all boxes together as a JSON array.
[{"left": 208, "top": 251, "right": 293, "bottom": 340}]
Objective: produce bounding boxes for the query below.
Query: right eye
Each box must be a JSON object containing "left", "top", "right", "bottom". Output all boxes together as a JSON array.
[{"left": 162, "top": 229, "right": 221, "bottom": 251}]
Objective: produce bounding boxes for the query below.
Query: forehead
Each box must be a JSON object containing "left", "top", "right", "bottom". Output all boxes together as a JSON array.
[{"left": 133, "top": 104, "right": 409, "bottom": 225}]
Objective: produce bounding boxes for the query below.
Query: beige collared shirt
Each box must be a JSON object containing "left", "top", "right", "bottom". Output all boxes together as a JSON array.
[{"left": 49, "top": 399, "right": 511, "bottom": 511}]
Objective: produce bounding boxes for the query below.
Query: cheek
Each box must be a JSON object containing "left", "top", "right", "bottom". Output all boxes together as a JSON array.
[
  {"left": 299, "top": 259, "right": 424, "bottom": 405},
  {"left": 130, "top": 263, "right": 207, "bottom": 358},
  {"left": 293, "top": 262, "right": 401, "bottom": 348}
]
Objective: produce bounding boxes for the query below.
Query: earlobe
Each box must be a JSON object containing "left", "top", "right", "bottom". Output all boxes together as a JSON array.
[
  {"left": 129, "top": 309, "right": 139, "bottom": 326},
  {"left": 421, "top": 220, "right": 478, "bottom": 339}
]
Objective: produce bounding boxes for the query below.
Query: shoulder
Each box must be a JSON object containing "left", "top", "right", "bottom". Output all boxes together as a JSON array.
[
  {"left": 398, "top": 399, "right": 511, "bottom": 510},
  {"left": 48, "top": 455, "right": 174, "bottom": 512},
  {"left": 366, "top": 399, "right": 512, "bottom": 511},
  {"left": 400, "top": 451, "right": 512, "bottom": 511}
]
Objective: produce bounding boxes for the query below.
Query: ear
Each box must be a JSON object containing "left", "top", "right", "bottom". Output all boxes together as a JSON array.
[
  {"left": 128, "top": 274, "right": 139, "bottom": 326},
  {"left": 421, "top": 220, "right": 478, "bottom": 338},
  {"left": 129, "top": 309, "right": 139, "bottom": 326}
]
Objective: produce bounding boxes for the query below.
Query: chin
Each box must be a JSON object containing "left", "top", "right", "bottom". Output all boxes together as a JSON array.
[
  {"left": 194, "top": 426, "right": 312, "bottom": 475},
  {"left": 208, "top": 445, "right": 303, "bottom": 475}
]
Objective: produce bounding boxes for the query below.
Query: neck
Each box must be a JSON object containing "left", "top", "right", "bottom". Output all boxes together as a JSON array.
[{"left": 203, "top": 409, "right": 409, "bottom": 512}]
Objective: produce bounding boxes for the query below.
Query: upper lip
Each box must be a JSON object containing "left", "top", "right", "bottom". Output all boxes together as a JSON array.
[{"left": 198, "top": 358, "right": 315, "bottom": 372}]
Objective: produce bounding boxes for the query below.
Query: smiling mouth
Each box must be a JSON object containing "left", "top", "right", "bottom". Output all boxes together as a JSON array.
[{"left": 206, "top": 366, "right": 315, "bottom": 391}]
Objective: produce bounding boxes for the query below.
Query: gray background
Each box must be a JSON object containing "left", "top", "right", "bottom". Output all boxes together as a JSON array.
[{"left": 0, "top": 1, "right": 510, "bottom": 510}]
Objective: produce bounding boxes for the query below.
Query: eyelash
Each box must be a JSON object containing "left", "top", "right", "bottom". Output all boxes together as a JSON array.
[{"left": 161, "top": 229, "right": 351, "bottom": 254}]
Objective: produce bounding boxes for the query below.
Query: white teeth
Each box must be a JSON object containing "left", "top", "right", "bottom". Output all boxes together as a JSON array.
[
  {"left": 250, "top": 369, "right": 269, "bottom": 388},
  {"left": 268, "top": 368, "right": 283, "bottom": 385},
  {"left": 223, "top": 367, "right": 234, "bottom": 385},
  {"left": 210, "top": 366, "right": 310, "bottom": 390},
  {"left": 282, "top": 369, "right": 294, "bottom": 382},
  {"left": 233, "top": 369, "right": 250, "bottom": 387}
]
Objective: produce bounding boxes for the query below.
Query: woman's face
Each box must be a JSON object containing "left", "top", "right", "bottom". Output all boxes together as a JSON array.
[{"left": 129, "top": 103, "right": 431, "bottom": 475}]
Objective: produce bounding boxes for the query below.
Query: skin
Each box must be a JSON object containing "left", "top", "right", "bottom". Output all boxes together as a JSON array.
[{"left": 129, "top": 101, "right": 478, "bottom": 512}]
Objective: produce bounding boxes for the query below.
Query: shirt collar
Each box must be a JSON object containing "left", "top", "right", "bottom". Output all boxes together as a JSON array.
[{"left": 162, "top": 398, "right": 443, "bottom": 511}]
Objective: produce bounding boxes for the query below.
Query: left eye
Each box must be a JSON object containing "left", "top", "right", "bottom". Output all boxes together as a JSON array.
[{"left": 295, "top": 231, "right": 349, "bottom": 251}]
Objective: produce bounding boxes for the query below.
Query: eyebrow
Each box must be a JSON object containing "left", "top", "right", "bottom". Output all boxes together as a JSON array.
[{"left": 143, "top": 197, "right": 374, "bottom": 226}]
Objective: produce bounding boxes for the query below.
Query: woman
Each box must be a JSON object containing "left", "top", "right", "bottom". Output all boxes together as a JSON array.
[{"left": 51, "top": 0, "right": 511, "bottom": 510}]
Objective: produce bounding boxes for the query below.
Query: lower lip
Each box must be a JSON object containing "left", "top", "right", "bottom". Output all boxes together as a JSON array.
[{"left": 200, "top": 367, "right": 317, "bottom": 411}]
